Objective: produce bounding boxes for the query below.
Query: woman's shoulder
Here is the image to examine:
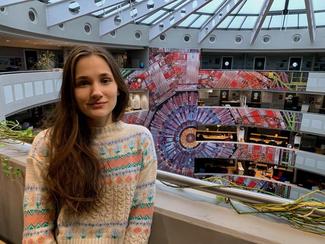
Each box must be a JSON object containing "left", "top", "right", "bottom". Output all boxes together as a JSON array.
[
  {"left": 121, "top": 122, "right": 153, "bottom": 140},
  {"left": 121, "top": 122, "right": 152, "bottom": 135},
  {"left": 32, "top": 128, "right": 51, "bottom": 144},
  {"left": 29, "top": 128, "right": 51, "bottom": 157}
]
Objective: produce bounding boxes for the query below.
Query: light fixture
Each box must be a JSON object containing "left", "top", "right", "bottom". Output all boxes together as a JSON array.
[
  {"left": 209, "top": 35, "right": 216, "bottom": 43},
  {"left": 114, "top": 15, "right": 122, "bottom": 25},
  {"left": 235, "top": 35, "right": 243, "bottom": 43},
  {"left": 159, "top": 34, "right": 166, "bottom": 40},
  {"left": 184, "top": 35, "right": 190, "bottom": 42}
]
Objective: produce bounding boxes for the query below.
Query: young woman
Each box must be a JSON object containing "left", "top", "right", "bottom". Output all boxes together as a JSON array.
[{"left": 23, "top": 46, "right": 157, "bottom": 243}]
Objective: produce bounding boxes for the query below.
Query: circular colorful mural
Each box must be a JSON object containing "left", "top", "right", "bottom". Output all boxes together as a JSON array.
[{"left": 149, "top": 91, "right": 235, "bottom": 176}]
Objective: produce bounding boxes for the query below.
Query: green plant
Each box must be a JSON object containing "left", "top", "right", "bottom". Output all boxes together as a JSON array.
[
  {"left": 34, "top": 50, "right": 55, "bottom": 70},
  {"left": 0, "top": 120, "right": 35, "bottom": 143},
  {"left": 0, "top": 155, "right": 23, "bottom": 179}
]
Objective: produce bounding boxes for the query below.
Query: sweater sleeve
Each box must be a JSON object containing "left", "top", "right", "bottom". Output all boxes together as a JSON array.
[
  {"left": 22, "top": 130, "right": 57, "bottom": 244},
  {"left": 124, "top": 129, "right": 158, "bottom": 244}
]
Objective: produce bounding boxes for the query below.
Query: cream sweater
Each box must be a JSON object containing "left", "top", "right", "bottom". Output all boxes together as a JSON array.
[{"left": 23, "top": 122, "right": 157, "bottom": 243}]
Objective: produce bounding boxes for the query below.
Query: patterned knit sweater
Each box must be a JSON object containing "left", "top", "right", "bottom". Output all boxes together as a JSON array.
[{"left": 23, "top": 121, "right": 157, "bottom": 244}]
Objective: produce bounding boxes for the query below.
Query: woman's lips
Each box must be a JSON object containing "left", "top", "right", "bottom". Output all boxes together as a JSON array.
[{"left": 88, "top": 101, "right": 107, "bottom": 108}]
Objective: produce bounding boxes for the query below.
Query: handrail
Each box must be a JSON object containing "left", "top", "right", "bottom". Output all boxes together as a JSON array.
[
  {"left": 157, "top": 170, "right": 292, "bottom": 204},
  {"left": 0, "top": 69, "right": 61, "bottom": 75},
  {"left": 157, "top": 170, "right": 325, "bottom": 217}
]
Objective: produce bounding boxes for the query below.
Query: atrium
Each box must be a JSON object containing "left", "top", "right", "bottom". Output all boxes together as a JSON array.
[{"left": 0, "top": 0, "right": 325, "bottom": 243}]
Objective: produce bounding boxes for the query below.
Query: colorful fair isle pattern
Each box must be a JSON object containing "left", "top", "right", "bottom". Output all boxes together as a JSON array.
[{"left": 23, "top": 121, "right": 157, "bottom": 244}]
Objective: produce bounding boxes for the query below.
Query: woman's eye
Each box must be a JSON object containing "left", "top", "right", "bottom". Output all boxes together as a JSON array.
[
  {"left": 76, "top": 80, "right": 89, "bottom": 87},
  {"left": 102, "top": 78, "right": 112, "bottom": 84}
]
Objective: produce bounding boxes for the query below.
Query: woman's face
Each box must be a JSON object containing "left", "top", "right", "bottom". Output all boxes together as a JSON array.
[{"left": 74, "top": 54, "right": 119, "bottom": 126}]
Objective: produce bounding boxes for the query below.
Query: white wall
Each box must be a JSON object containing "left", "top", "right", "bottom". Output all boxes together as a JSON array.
[
  {"left": 300, "top": 112, "right": 325, "bottom": 136},
  {"left": 295, "top": 150, "right": 325, "bottom": 176},
  {"left": 0, "top": 71, "right": 61, "bottom": 120},
  {"left": 306, "top": 72, "right": 325, "bottom": 93}
]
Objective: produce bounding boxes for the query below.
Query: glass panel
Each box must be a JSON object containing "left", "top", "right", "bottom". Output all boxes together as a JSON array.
[
  {"left": 217, "top": 16, "right": 234, "bottom": 28},
  {"left": 228, "top": 16, "right": 246, "bottom": 29},
  {"left": 190, "top": 15, "right": 210, "bottom": 28},
  {"left": 14, "top": 84, "right": 23, "bottom": 100},
  {"left": 178, "top": 14, "right": 200, "bottom": 27},
  {"left": 315, "top": 12, "right": 325, "bottom": 26},
  {"left": 239, "top": 0, "right": 264, "bottom": 14},
  {"left": 164, "top": 0, "right": 189, "bottom": 9},
  {"left": 24, "top": 82, "right": 33, "bottom": 98},
  {"left": 232, "top": 3, "right": 244, "bottom": 13},
  {"left": 269, "top": 15, "right": 284, "bottom": 28},
  {"left": 298, "top": 13, "right": 308, "bottom": 27},
  {"left": 197, "top": 0, "right": 224, "bottom": 14},
  {"left": 262, "top": 15, "right": 272, "bottom": 29},
  {"left": 312, "top": 0, "right": 325, "bottom": 11},
  {"left": 241, "top": 16, "right": 258, "bottom": 29},
  {"left": 141, "top": 10, "right": 166, "bottom": 24},
  {"left": 288, "top": 0, "right": 305, "bottom": 10},
  {"left": 285, "top": 14, "right": 298, "bottom": 27},
  {"left": 152, "top": 12, "right": 169, "bottom": 25},
  {"left": 4, "top": 86, "right": 13, "bottom": 104},
  {"left": 44, "top": 80, "right": 53, "bottom": 94},
  {"left": 270, "top": 0, "right": 285, "bottom": 11}
]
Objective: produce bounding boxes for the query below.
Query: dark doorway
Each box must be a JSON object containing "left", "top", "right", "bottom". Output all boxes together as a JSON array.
[
  {"left": 25, "top": 50, "right": 38, "bottom": 70},
  {"left": 254, "top": 57, "right": 265, "bottom": 70}
]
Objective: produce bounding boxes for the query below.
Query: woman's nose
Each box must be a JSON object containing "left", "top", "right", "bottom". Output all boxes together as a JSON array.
[{"left": 90, "top": 82, "right": 103, "bottom": 97}]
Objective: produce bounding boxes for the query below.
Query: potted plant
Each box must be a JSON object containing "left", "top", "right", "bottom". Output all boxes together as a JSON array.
[{"left": 34, "top": 50, "right": 55, "bottom": 70}]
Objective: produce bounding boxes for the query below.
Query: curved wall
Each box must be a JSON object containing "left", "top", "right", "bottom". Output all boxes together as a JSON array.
[{"left": 0, "top": 71, "right": 61, "bottom": 120}]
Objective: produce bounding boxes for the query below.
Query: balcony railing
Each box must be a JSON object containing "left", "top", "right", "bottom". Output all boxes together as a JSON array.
[{"left": 0, "top": 142, "right": 324, "bottom": 244}]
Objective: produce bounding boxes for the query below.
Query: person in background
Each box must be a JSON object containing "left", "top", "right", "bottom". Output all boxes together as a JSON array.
[{"left": 23, "top": 45, "right": 157, "bottom": 243}]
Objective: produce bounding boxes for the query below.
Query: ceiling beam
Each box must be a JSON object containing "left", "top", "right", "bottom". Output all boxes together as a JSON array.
[
  {"left": 305, "top": 0, "right": 316, "bottom": 42},
  {"left": 149, "top": 0, "right": 212, "bottom": 41},
  {"left": 100, "top": 0, "right": 178, "bottom": 36},
  {"left": 0, "top": 0, "right": 32, "bottom": 7},
  {"left": 198, "top": 0, "right": 246, "bottom": 43},
  {"left": 250, "top": 0, "right": 274, "bottom": 45},
  {"left": 46, "top": 0, "right": 125, "bottom": 27}
]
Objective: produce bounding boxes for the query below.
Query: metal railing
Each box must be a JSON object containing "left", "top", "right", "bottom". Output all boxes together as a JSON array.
[
  {"left": 157, "top": 170, "right": 292, "bottom": 204},
  {"left": 157, "top": 170, "right": 325, "bottom": 217}
]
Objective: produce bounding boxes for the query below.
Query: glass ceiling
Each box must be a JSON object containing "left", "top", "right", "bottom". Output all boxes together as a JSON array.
[{"left": 46, "top": 0, "right": 325, "bottom": 30}]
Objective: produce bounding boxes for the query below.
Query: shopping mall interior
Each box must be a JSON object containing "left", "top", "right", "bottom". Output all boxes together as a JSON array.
[{"left": 0, "top": 0, "right": 325, "bottom": 243}]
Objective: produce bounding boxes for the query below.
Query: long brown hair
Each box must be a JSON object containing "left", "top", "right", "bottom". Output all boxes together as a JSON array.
[{"left": 46, "top": 45, "right": 129, "bottom": 214}]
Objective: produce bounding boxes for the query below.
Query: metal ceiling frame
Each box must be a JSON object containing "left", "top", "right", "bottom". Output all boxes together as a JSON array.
[
  {"left": 145, "top": 0, "right": 187, "bottom": 24},
  {"left": 149, "top": 0, "right": 212, "bottom": 41},
  {"left": 0, "top": 0, "right": 32, "bottom": 7},
  {"left": 305, "top": 0, "right": 316, "bottom": 42},
  {"left": 46, "top": 0, "right": 125, "bottom": 27},
  {"left": 250, "top": 0, "right": 274, "bottom": 45},
  {"left": 1, "top": 0, "right": 321, "bottom": 45},
  {"left": 198, "top": 0, "right": 246, "bottom": 43},
  {"left": 99, "top": 0, "right": 178, "bottom": 36}
]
